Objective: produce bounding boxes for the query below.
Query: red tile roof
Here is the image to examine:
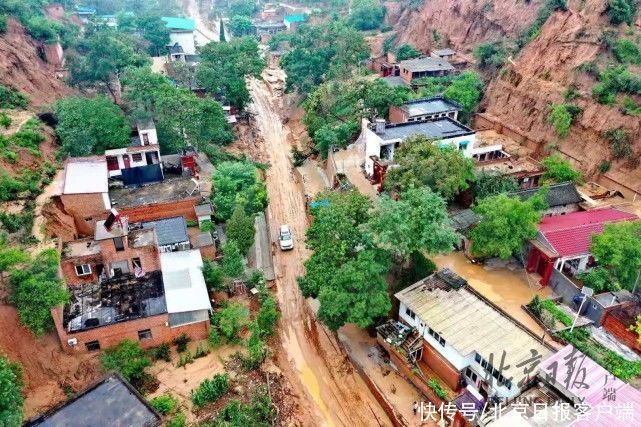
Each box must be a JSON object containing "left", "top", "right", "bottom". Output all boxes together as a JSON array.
[{"left": 539, "top": 208, "right": 637, "bottom": 257}]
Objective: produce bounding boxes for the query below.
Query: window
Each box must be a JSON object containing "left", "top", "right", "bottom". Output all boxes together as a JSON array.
[
  {"left": 474, "top": 353, "right": 481, "bottom": 364},
  {"left": 132, "top": 257, "right": 142, "bottom": 269},
  {"left": 75, "top": 264, "right": 91, "bottom": 276},
  {"left": 142, "top": 133, "right": 149, "bottom": 145},
  {"left": 138, "top": 329, "right": 152, "bottom": 340},
  {"left": 113, "top": 236, "right": 124, "bottom": 251},
  {"left": 106, "top": 156, "right": 119, "bottom": 171},
  {"left": 405, "top": 307, "right": 416, "bottom": 320},
  {"left": 85, "top": 340, "right": 100, "bottom": 351},
  {"left": 169, "top": 310, "right": 209, "bottom": 327},
  {"left": 438, "top": 336, "right": 446, "bottom": 346},
  {"left": 132, "top": 153, "right": 143, "bottom": 162}
]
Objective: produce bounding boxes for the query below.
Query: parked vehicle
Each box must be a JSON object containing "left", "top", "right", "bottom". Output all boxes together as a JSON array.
[{"left": 279, "top": 224, "right": 294, "bottom": 250}]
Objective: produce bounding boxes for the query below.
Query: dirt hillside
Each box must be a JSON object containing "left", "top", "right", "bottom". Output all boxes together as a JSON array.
[
  {"left": 0, "top": 18, "right": 73, "bottom": 107},
  {"left": 394, "top": 0, "right": 641, "bottom": 193}
]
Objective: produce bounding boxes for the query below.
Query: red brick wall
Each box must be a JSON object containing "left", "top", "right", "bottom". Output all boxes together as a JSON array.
[
  {"left": 52, "top": 306, "right": 210, "bottom": 354},
  {"left": 98, "top": 237, "right": 160, "bottom": 274},
  {"left": 119, "top": 197, "right": 200, "bottom": 223},
  {"left": 421, "top": 341, "right": 461, "bottom": 391},
  {"left": 61, "top": 254, "right": 103, "bottom": 285},
  {"left": 603, "top": 313, "right": 641, "bottom": 354},
  {"left": 389, "top": 105, "right": 408, "bottom": 124},
  {"left": 60, "top": 193, "right": 109, "bottom": 219}
]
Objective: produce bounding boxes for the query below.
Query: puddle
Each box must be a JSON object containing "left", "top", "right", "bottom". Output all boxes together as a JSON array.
[{"left": 434, "top": 252, "right": 552, "bottom": 334}]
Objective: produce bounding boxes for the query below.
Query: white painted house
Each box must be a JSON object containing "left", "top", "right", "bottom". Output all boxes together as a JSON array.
[
  {"left": 105, "top": 121, "right": 162, "bottom": 179},
  {"left": 162, "top": 16, "right": 197, "bottom": 56}
]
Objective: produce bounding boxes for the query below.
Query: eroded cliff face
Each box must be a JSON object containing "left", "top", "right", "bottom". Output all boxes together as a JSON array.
[
  {"left": 395, "top": 0, "right": 641, "bottom": 192},
  {"left": 482, "top": 1, "right": 641, "bottom": 179},
  {"left": 0, "top": 18, "right": 73, "bottom": 106},
  {"left": 394, "top": 0, "right": 541, "bottom": 53}
]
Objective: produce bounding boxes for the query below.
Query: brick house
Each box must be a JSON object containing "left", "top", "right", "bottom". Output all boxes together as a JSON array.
[
  {"left": 525, "top": 208, "right": 638, "bottom": 286},
  {"left": 60, "top": 158, "right": 111, "bottom": 220},
  {"left": 399, "top": 57, "right": 454, "bottom": 84},
  {"left": 54, "top": 215, "right": 211, "bottom": 353},
  {"left": 510, "top": 181, "right": 583, "bottom": 217},
  {"left": 388, "top": 96, "right": 460, "bottom": 124},
  {"left": 380, "top": 269, "right": 551, "bottom": 401}
]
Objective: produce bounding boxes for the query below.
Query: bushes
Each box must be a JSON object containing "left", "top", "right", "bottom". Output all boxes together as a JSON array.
[
  {"left": 0, "top": 113, "right": 11, "bottom": 128},
  {"left": 474, "top": 42, "right": 507, "bottom": 69},
  {"left": 0, "top": 14, "right": 6, "bottom": 34},
  {"left": 541, "top": 154, "right": 581, "bottom": 183},
  {"left": 202, "top": 260, "right": 225, "bottom": 291},
  {"left": 173, "top": 333, "right": 191, "bottom": 353},
  {"left": 149, "top": 394, "right": 177, "bottom": 415},
  {"left": 0, "top": 85, "right": 29, "bottom": 109},
  {"left": 621, "top": 96, "right": 641, "bottom": 115},
  {"left": 255, "top": 295, "right": 279, "bottom": 338},
  {"left": 603, "top": 128, "right": 633, "bottom": 159},
  {"left": 348, "top": 0, "right": 385, "bottom": 31},
  {"left": 25, "top": 16, "right": 61, "bottom": 44},
  {"left": 150, "top": 343, "right": 171, "bottom": 362},
  {"left": 592, "top": 65, "right": 641, "bottom": 105},
  {"left": 226, "top": 202, "right": 256, "bottom": 255},
  {"left": 8, "top": 249, "right": 69, "bottom": 336},
  {"left": 213, "top": 387, "right": 275, "bottom": 425},
  {"left": 428, "top": 378, "right": 448, "bottom": 399},
  {"left": 607, "top": 0, "right": 637, "bottom": 25},
  {"left": 101, "top": 340, "right": 151, "bottom": 387},
  {"left": 395, "top": 44, "right": 421, "bottom": 61},
  {"left": 0, "top": 355, "right": 23, "bottom": 426},
  {"left": 547, "top": 104, "right": 574, "bottom": 138},
  {"left": 216, "top": 301, "right": 249, "bottom": 343},
  {"left": 191, "top": 373, "right": 229, "bottom": 408},
  {"left": 614, "top": 39, "right": 641, "bottom": 64}
]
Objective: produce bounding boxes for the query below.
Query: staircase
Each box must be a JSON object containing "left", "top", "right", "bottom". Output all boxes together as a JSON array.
[{"left": 401, "top": 329, "right": 423, "bottom": 362}]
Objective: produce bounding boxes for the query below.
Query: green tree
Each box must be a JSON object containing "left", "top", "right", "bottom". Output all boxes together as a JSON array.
[
  {"left": 55, "top": 95, "right": 131, "bottom": 156},
  {"left": 0, "top": 355, "right": 23, "bottom": 426},
  {"left": 548, "top": 104, "right": 573, "bottom": 138},
  {"left": 211, "top": 161, "right": 267, "bottom": 221},
  {"left": 367, "top": 187, "right": 457, "bottom": 262},
  {"left": 541, "top": 154, "right": 581, "bottom": 183},
  {"left": 470, "top": 192, "right": 546, "bottom": 259},
  {"left": 443, "top": 71, "right": 484, "bottom": 123},
  {"left": 348, "top": 0, "right": 385, "bottom": 31},
  {"left": 229, "top": 15, "right": 253, "bottom": 37},
  {"left": 101, "top": 339, "right": 151, "bottom": 386},
  {"left": 222, "top": 241, "right": 245, "bottom": 279},
  {"left": 317, "top": 249, "right": 391, "bottom": 331},
  {"left": 67, "top": 30, "right": 150, "bottom": 101},
  {"left": 202, "top": 260, "right": 225, "bottom": 291},
  {"left": 384, "top": 135, "right": 476, "bottom": 200},
  {"left": 395, "top": 44, "right": 421, "bottom": 60},
  {"left": 137, "top": 15, "right": 171, "bottom": 56},
  {"left": 614, "top": 38, "right": 641, "bottom": 64},
  {"left": 8, "top": 249, "right": 69, "bottom": 336},
  {"left": 226, "top": 202, "right": 256, "bottom": 255},
  {"left": 608, "top": 0, "right": 637, "bottom": 25},
  {"left": 591, "top": 221, "right": 641, "bottom": 289},
  {"left": 474, "top": 41, "right": 507, "bottom": 69},
  {"left": 473, "top": 171, "right": 519, "bottom": 200},
  {"left": 255, "top": 295, "right": 279, "bottom": 338},
  {"left": 217, "top": 301, "right": 249, "bottom": 342},
  {"left": 230, "top": 0, "right": 259, "bottom": 17},
  {"left": 281, "top": 22, "right": 369, "bottom": 94}
]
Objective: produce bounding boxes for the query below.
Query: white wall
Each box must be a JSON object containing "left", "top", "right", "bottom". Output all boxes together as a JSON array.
[
  {"left": 104, "top": 148, "right": 161, "bottom": 177},
  {"left": 137, "top": 126, "right": 159, "bottom": 146},
  {"left": 170, "top": 31, "right": 196, "bottom": 55}
]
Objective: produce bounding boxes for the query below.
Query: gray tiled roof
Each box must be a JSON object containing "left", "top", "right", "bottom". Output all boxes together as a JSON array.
[
  {"left": 511, "top": 182, "right": 583, "bottom": 208},
  {"left": 377, "top": 117, "right": 474, "bottom": 142},
  {"left": 432, "top": 48, "right": 456, "bottom": 56},
  {"left": 142, "top": 216, "right": 189, "bottom": 246},
  {"left": 402, "top": 96, "right": 460, "bottom": 117},
  {"left": 400, "top": 57, "right": 455, "bottom": 73}
]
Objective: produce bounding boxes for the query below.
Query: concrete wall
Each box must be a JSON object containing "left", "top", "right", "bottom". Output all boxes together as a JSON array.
[
  {"left": 52, "top": 306, "right": 209, "bottom": 354},
  {"left": 105, "top": 148, "right": 160, "bottom": 177},
  {"left": 118, "top": 197, "right": 200, "bottom": 223},
  {"left": 548, "top": 269, "right": 582, "bottom": 306},
  {"left": 170, "top": 31, "right": 196, "bottom": 55}
]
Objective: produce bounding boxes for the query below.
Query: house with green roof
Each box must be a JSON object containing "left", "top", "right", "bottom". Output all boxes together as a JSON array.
[
  {"left": 283, "top": 14, "right": 307, "bottom": 30},
  {"left": 161, "top": 17, "right": 197, "bottom": 56}
]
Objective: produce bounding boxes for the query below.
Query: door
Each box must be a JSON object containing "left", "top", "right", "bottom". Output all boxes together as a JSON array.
[{"left": 123, "top": 154, "right": 131, "bottom": 169}]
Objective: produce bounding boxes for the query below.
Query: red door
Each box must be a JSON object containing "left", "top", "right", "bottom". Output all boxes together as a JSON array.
[{"left": 123, "top": 154, "right": 131, "bottom": 169}]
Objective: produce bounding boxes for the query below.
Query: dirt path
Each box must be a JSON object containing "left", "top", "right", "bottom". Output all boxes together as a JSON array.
[{"left": 248, "top": 75, "right": 390, "bottom": 426}]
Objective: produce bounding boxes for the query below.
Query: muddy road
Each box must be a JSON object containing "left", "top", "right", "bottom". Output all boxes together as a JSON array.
[{"left": 248, "top": 75, "right": 390, "bottom": 426}]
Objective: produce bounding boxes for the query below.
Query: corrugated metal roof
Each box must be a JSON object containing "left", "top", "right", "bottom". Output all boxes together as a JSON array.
[
  {"left": 538, "top": 208, "right": 637, "bottom": 257},
  {"left": 395, "top": 271, "right": 551, "bottom": 385}
]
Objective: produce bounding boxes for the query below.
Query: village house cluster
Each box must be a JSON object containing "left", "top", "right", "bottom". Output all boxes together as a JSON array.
[{"left": 49, "top": 120, "right": 218, "bottom": 353}]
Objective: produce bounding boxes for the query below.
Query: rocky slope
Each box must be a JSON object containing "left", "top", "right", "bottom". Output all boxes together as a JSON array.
[
  {"left": 395, "top": 0, "right": 641, "bottom": 193},
  {"left": 0, "top": 18, "right": 73, "bottom": 107}
]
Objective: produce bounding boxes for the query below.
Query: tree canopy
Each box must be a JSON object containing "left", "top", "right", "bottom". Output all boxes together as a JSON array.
[
  {"left": 395, "top": 44, "right": 421, "bottom": 61},
  {"left": 101, "top": 339, "right": 151, "bottom": 387},
  {"left": 472, "top": 171, "right": 519, "bottom": 201},
  {"left": 281, "top": 22, "right": 370, "bottom": 94},
  {"left": 122, "top": 67, "right": 233, "bottom": 153},
  {"left": 442, "top": 71, "right": 484, "bottom": 123},
  {"left": 0, "top": 355, "right": 22, "bottom": 426},
  {"left": 8, "top": 249, "right": 69, "bottom": 336},
  {"left": 367, "top": 187, "right": 457, "bottom": 261},
  {"left": 591, "top": 221, "right": 641, "bottom": 289},
  {"left": 211, "top": 161, "right": 268, "bottom": 221},
  {"left": 228, "top": 15, "right": 253, "bottom": 37},
  {"left": 303, "top": 79, "right": 412, "bottom": 156},
  {"left": 196, "top": 37, "right": 265, "bottom": 110},
  {"left": 55, "top": 95, "right": 131, "bottom": 157},
  {"left": 383, "top": 135, "right": 476, "bottom": 200},
  {"left": 347, "top": 0, "right": 385, "bottom": 31},
  {"left": 226, "top": 201, "right": 256, "bottom": 255},
  {"left": 541, "top": 154, "right": 582, "bottom": 184},
  {"left": 470, "top": 191, "right": 547, "bottom": 259}
]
